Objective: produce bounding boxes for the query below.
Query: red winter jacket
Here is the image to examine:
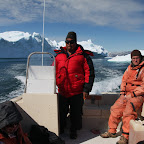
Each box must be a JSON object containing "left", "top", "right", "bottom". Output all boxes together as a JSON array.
[
  {"left": 0, "top": 124, "right": 32, "bottom": 144},
  {"left": 54, "top": 44, "right": 95, "bottom": 98}
]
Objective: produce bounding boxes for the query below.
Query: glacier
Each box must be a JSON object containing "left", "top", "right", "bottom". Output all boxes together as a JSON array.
[
  {"left": 0, "top": 31, "right": 108, "bottom": 58},
  {"left": 0, "top": 31, "right": 54, "bottom": 58}
]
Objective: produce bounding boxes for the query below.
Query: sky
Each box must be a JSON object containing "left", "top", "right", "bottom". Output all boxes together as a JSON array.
[{"left": 0, "top": 0, "right": 144, "bottom": 52}]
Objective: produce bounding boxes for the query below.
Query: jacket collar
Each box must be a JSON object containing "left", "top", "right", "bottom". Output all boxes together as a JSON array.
[
  {"left": 54, "top": 44, "right": 93, "bottom": 56},
  {"left": 61, "top": 44, "right": 83, "bottom": 55}
]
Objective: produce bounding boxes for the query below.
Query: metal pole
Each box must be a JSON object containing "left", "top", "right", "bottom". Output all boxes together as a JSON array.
[{"left": 42, "top": 0, "right": 45, "bottom": 66}]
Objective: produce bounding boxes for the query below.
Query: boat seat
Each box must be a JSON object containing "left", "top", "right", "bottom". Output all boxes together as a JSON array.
[
  {"left": 140, "top": 103, "right": 144, "bottom": 118},
  {"left": 26, "top": 65, "right": 55, "bottom": 94},
  {"left": 129, "top": 103, "right": 144, "bottom": 144}
]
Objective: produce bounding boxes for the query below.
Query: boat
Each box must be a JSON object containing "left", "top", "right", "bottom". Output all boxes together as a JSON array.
[
  {"left": 8, "top": 0, "right": 144, "bottom": 143},
  {"left": 10, "top": 51, "right": 144, "bottom": 144}
]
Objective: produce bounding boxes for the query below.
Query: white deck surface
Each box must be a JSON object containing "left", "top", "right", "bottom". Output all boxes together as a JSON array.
[{"left": 61, "top": 129, "right": 121, "bottom": 144}]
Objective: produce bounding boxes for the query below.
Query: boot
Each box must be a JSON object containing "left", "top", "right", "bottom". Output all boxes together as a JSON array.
[
  {"left": 70, "top": 130, "right": 77, "bottom": 139},
  {"left": 116, "top": 135, "right": 128, "bottom": 144},
  {"left": 59, "top": 128, "right": 64, "bottom": 134},
  {"left": 100, "top": 132, "right": 117, "bottom": 138}
]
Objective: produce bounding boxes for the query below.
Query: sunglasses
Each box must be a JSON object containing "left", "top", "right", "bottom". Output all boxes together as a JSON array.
[{"left": 65, "top": 40, "right": 75, "bottom": 44}]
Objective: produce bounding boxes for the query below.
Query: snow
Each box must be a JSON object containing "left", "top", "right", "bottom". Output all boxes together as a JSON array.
[
  {"left": 79, "top": 39, "right": 107, "bottom": 55},
  {"left": 0, "top": 31, "right": 108, "bottom": 58},
  {"left": 0, "top": 31, "right": 31, "bottom": 42},
  {"left": 108, "top": 50, "right": 144, "bottom": 62}
]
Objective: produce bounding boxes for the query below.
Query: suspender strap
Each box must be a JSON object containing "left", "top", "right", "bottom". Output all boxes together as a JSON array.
[
  {"left": 136, "top": 64, "right": 144, "bottom": 79},
  {"left": 133, "top": 92, "right": 137, "bottom": 97},
  {"left": 130, "top": 102, "right": 136, "bottom": 112}
]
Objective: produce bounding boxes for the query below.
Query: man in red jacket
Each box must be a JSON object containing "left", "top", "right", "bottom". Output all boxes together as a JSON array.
[
  {"left": 55, "top": 31, "right": 95, "bottom": 139},
  {"left": 100, "top": 50, "right": 144, "bottom": 144}
]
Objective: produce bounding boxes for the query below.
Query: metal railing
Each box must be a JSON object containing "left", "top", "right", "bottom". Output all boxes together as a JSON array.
[{"left": 24, "top": 52, "right": 56, "bottom": 93}]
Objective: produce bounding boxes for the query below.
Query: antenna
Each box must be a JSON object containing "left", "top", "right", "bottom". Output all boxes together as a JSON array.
[{"left": 42, "top": 0, "right": 45, "bottom": 66}]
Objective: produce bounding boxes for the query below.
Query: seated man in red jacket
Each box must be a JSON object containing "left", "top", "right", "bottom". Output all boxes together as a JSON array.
[
  {"left": 54, "top": 31, "right": 95, "bottom": 139},
  {"left": 100, "top": 50, "right": 144, "bottom": 144},
  {"left": 0, "top": 101, "right": 32, "bottom": 144}
]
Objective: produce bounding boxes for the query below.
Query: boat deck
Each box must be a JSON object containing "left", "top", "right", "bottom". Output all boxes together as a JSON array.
[
  {"left": 12, "top": 93, "right": 144, "bottom": 144},
  {"left": 60, "top": 128, "right": 121, "bottom": 144}
]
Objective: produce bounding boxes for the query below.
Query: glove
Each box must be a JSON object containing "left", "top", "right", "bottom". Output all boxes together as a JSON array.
[{"left": 83, "top": 92, "right": 88, "bottom": 100}]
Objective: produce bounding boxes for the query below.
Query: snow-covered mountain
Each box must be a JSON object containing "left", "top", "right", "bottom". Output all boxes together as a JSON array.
[{"left": 0, "top": 31, "right": 108, "bottom": 58}]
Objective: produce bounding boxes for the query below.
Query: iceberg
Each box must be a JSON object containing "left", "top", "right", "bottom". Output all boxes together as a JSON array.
[
  {"left": 108, "top": 50, "right": 144, "bottom": 62},
  {"left": 0, "top": 31, "right": 108, "bottom": 58},
  {"left": 0, "top": 31, "right": 54, "bottom": 58}
]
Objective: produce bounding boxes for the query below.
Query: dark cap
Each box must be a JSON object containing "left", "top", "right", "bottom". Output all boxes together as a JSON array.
[
  {"left": 131, "top": 50, "right": 142, "bottom": 58},
  {"left": 0, "top": 101, "right": 23, "bottom": 129},
  {"left": 66, "top": 31, "right": 77, "bottom": 42}
]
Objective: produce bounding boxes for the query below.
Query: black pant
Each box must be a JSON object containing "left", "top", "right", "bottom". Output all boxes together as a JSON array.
[{"left": 58, "top": 93, "right": 84, "bottom": 132}]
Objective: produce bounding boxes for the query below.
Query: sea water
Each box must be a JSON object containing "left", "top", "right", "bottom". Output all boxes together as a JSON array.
[
  {"left": 0, "top": 58, "right": 129, "bottom": 102},
  {"left": 0, "top": 58, "right": 26, "bottom": 102}
]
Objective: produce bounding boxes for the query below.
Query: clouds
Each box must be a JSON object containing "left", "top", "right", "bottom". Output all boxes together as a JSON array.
[
  {"left": 0, "top": 0, "right": 43, "bottom": 26},
  {"left": 0, "top": 0, "right": 144, "bottom": 31}
]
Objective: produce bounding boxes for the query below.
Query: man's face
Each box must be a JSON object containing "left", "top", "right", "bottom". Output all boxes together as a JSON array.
[
  {"left": 65, "top": 38, "right": 76, "bottom": 53},
  {"left": 132, "top": 56, "right": 141, "bottom": 66},
  {"left": 2, "top": 123, "right": 19, "bottom": 134}
]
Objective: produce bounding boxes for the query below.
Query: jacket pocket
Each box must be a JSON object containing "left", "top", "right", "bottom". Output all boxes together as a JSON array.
[
  {"left": 72, "top": 74, "right": 85, "bottom": 90},
  {"left": 56, "top": 74, "right": 65, "bottom": 87}
]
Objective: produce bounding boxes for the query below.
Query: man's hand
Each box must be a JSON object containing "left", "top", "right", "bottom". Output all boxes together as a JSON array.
[
  {"left": 125, "top": 94, "right": 132, "bottom": 101},
  {"left": 83, "top": 92, "right": 89, "bottom": 100},
  {"left": 120, "top": 94, "right": 132, "bottom": 104},
  {"left": 120, "top": 95, "right": 126, "bottom": 104}
]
